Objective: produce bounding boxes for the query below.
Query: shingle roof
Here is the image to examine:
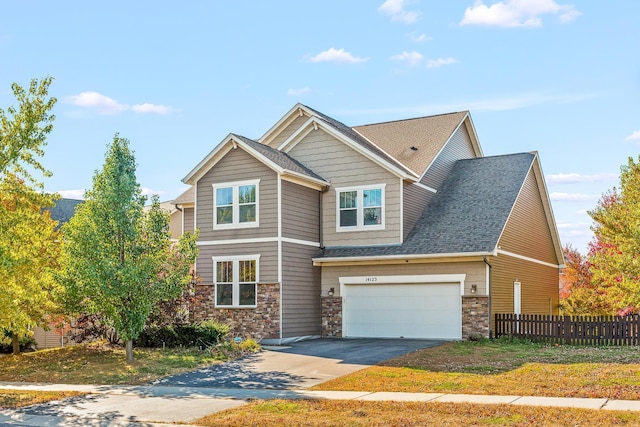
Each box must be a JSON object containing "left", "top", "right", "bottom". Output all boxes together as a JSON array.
[
  {"left": 232, "top": 133, "right": 327, "bottom": 183},
  {"left": 318, "top": 152, "right": 535, "bottom": 259},
  {"left": 352, "top": 112, "right": 469, "bottom": 177},
  {"left": 50, "top": 198, "right": 83, "bottom": 230},
  {"left": 173, "top": 186, "right": 195, "bottom": 204}
]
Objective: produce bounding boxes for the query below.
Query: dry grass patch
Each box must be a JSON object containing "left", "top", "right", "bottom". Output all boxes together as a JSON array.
[
  {"left": 0, "top": 390, "right": 83, "bottom": 409},
  {"left": 195, "top": 400, "right": 640, "bottom": 426},
  {"left": 313, "top": 340, "right": 640, "bottom": 399},
  {"left": 0, "top": 343, "right": 218, "bottom": 385}
]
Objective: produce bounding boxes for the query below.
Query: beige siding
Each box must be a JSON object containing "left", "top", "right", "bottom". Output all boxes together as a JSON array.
[
  {"left": 288, "top": 129, "right": 401, "bottom": 247},
  {"left": 282, "top": 242, "right": 321, "bottom": 337},
  {"left": 196, "top": 148, "right": 278, "bottom": 242},
  {"left": 490, "top": 253, "right": 559, "bottom": 319},
  {"left": 169, "top": 210, "right": 182, "bottom": 239},
  {"left": 281, "top": 180, "right": 320, "bottom": 243},
  {"left": 266, "top": 114, "right": 311, "bottom": 148},
  {"left": 421, "top": 125, "right": 476, "bottom": 190},
  {"left": 183, "top": 207, "right": 194, "bottom": 232},
  {"left": 321, "top": 261, "right": 486, "bottom": 296},
  {"left": 196, "top": 241, "right": 278, "bottom": 284},
  {"left": 403, "top": 182, "right": 434, "bottom": 240},
  {"left": 498, "top": 169, "right": 559, "bottom": 265}
]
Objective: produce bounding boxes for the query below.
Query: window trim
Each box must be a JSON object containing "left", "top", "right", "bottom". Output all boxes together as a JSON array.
[
  {"left": 335, "top": 184, "right": 386, "bottom": 232},
  {"left": 213, "top": 254, "right": 260, "bottom": 308},
  {"left": 212, "top": 179, "right": 260, "bottom": 229}
]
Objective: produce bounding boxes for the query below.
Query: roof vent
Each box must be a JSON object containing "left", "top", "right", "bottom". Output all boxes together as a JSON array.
[{"left": 410, "top": 146, "right": 418, "bottom": 151}]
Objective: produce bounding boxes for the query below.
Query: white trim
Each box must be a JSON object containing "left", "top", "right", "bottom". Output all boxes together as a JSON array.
[
  {"left": 197, "top": 236, "right": 321, "bottom": 247},
  {"left": 514, "top": 281, "right": 521, "bottom": 315},
  {"left": 497, "top": 249, "right": 560, "bottom": 269},
  {"left": 212, "top": 254, "right": 261, "bottom": 308},
  {"left": 277, "top": 176, "right": 283, "bottom": 340},
  {"left": 486, "top": 263, "right": 491, "bottom": 296},
  {"left": 212, "top": 179, "right": 260, "bottom": 230},
  {"left": 335, "top": 184, "right": 386, "bottom": 232},
  {"left": 313, "top": 250, "right": 496, "bottom": 264},
  {"left": 258, "top": 103, "right": 309, "bottom": 145},
  {"left": 340, "top": 273, "right": 465, "bottom": 288},
  {"left": 399, "top": 178, "right": 404, "bottom": 242},
  {"left": 411, "top": 181, "right": 437, "bottom": 193},
  {"left": 277, "top": 117, "right": 316, "bottom": 151}
]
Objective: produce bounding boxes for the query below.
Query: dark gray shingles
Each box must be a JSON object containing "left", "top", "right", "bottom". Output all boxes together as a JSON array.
[
  {"left": 232, "top": 134, "right": 327, "bottom": 183},
  {"left": 49, "top": 198, "right": 83, "bottom": 229},
  {"left": 319, "top": 153, "right": 535, "bottom": 258}
]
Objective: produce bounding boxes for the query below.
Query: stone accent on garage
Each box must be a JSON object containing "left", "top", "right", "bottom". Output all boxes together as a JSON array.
[
  {"left": 191, "top": 282, "right": 281, "bottom": 340},
  {"left": 321, "top": 296, "right": 342, "bottom": 337},
  {"left": 462, "top": 295, "right": 490, "bottom": 339}
]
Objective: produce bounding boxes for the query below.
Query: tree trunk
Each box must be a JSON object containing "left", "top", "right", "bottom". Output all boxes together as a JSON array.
[
  {"left": 125, "top": 339, "right": 134, "bottom": 363},
  {"left": 12, "top": 332, "right": 20, "bottom": 355}
]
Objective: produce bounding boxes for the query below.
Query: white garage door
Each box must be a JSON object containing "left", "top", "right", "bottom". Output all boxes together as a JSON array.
[{"left": 343, "top": 282, "right": 462, "bottom": 339}]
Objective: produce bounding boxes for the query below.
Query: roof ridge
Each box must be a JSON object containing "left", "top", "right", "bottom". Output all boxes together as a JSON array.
[{"left": 353, "top": 111, "right": 468, "bottom": 128}]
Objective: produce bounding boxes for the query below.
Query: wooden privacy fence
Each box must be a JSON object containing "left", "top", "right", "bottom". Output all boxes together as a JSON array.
[{"left": 495, "top": 314, "right": 640, "bottom": 345}]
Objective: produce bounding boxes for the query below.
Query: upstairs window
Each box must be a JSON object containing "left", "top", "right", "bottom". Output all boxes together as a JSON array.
[
  {"left": 213, "top": 179, "right": 259, "bottom": 229},
  {"left": 336, "top": 184, "right": 385, "bottom": 232}
]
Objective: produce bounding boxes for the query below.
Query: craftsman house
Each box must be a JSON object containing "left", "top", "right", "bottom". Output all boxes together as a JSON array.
[{"left": 175, "top": 104, "right": 563, "bottom": 343}]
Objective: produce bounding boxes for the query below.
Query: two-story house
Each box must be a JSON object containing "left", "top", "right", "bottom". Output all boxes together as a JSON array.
[{"left": 175, "top": 104, "right": 563, "bottom": 344}]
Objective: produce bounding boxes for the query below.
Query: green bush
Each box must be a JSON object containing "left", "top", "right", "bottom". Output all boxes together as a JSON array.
[{"left": 135, "top": 321, "right": 230, "bottom": 348}]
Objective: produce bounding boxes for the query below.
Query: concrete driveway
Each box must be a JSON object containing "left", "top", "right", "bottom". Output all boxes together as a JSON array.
[{"left": 152, "top": 338, "right": 443, "bottom": 389}]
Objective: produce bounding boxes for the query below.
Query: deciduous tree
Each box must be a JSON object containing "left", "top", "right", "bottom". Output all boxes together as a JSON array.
[{"left": 61, "top": 135, "right": 198, "bottom": 362}]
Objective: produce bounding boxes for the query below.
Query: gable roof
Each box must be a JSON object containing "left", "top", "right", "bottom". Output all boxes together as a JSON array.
[
  {"left": 182, "top": 133, "right": 329, "bottom": 188},
  {"left": 352, "top": 111, "right": 478, "bottom": 177},
  {"left": 173, "top": 186, "right": 195, "bottom": 205},
  {"left": 315, "top": 152, "right": 537, "bottom": 260}
]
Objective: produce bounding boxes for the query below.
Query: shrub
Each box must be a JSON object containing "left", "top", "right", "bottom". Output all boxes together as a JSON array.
[{"left": 135, "top": 320, "right": 230, "bottom": 348}]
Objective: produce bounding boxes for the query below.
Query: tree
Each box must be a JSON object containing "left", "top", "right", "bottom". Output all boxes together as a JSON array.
[
  {"left": 0, "top": 77, "right": 61, "bottom": 354},
  {"left": 588, "top": 156, "right": 640, "bottom": 315},
  {"left": 60, "top": 135, "right": 198, "bottom": 362}
]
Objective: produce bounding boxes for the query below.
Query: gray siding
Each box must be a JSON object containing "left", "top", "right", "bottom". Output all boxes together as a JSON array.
[
  {"left": 421, "top": 125, "right": 476, "bottom": 190},
  {"left": 288, "top": 129, "right": 402, "bottom": 247},
  {"left": 281, "top": 180, "right": 320, "bottom": 243},
  {"left": 266, "top": 114, "right": 310, "bottom": 148},
  {"left": 403, "top": 182, "right": 434, "bottom": 240},
  {"left": 196, "top": 241, "right": 278, "bottom": 284},
  {"left": 183, "top": 207, "right": 194, "bottom": 233},
  {"left": 282, "top": 242, "right": 321, "bottom": 337},
  {"left": 196, "top": 148, "right": 278, "bottom": 241}
]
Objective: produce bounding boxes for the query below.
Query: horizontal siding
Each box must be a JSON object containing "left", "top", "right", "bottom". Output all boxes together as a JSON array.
[
  {"left": 281, "top": 179, "right": 320, "bottom": 243},
  {"left": 196, "top": 148, "right": 278, "bottom": 241},
  {"left": 169, "top": 210, "right": 182, "bottom": 239},
  {"left": 282, "top": 242, "right": 321, "bottom": 337},
  {"left": 490, "top": 253, "right": 559, "bottom": 320},
  {"left": 421, "top": 125, "right": 476, "bottom": 190},
  {"left": 403, "top": 182, "right": 434, "bottom": 240},
  {"left": 498, "top": 169, "right": 559, "bottom": 265},
  {"left": 321, "top": 261, "right": 486, "bottom": 297},
  {"left": 266, "top": 114, "right": 310, "bottom": 148},
  {"left": 183, "top": 207, "right": 194, "bottom": 233},
  {"left": 289, "top": 129, "right": 401, "bottom": 247},
  {"left": 196, "top": 241, "right": 278, "bottom": 284}
]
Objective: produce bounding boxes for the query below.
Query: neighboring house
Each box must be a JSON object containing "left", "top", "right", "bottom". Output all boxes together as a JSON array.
[{"left": 177, "top": 104, "right": 564, "bottom": 344}]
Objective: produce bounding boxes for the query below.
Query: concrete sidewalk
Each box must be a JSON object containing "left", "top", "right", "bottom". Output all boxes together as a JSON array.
[{"left": 1, "top": 382, "right": 640, "bottom": 426}]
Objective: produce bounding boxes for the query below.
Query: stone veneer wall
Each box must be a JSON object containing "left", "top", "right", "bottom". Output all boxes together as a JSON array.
[
  {"left": 191, "top": 282, "right": 280, "bottom": 340},
  {"left": 321, "top": 296, "right": 342, "bottom": 337},
  {"left": 462, "top": 296, "right": 490, "bottom": 339}
]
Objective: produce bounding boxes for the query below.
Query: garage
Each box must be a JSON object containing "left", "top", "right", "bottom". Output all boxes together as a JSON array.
[{"left": 340, "top": 274, "right": 464, "bottom": 340}]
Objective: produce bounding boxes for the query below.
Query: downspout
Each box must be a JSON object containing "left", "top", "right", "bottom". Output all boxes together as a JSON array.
[{"left": 484, "top": 256, "right": 493, "bottom": 338}]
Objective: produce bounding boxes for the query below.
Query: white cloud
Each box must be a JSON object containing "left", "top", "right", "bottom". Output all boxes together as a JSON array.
[
  {"left": 141, "top": 187, "right": 166, "bottom": 197},
  {"left": 390, "top": 51, "right": 424, "bottom": 66},
  {"left": 57, "top": 189, "right": 85, "bottom": 199},
  {"left": 287, "top": 87, "right": 311, "bottom": 96},
  {"left": 624, "top": 131, "right": 640, "bottom": 142},
  {"left": 307, "top": 48, "right": 370, "bottom": 64},
  {"left": 546, "top": 173, "right": 617, "bottom": 185},
  {"left": 378, "top": 0, "right": 421, "bottom": 24},
  {"left": 411, "top": 33, "right": 432, "bottom": 43},
  {"left": 550, "top": 192, "right": 599, "bottom": 202},
  {"left": 66, "top": 91, "right": 176, "bottom": 115},
  {"left": 426, "top": 57, "right": 457, "bottom": 68},
  {"left": 460, "top": 0, "right": 581, "bottom": 28}
]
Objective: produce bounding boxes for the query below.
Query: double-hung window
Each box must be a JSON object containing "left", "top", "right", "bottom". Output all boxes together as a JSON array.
[
  {"left": 336, "top": 184, "right": 385, "bottom": 231},
  {"left": 214, "top": 255, "right": 259, "bottom": 307},
  {"left": 213, "top": 179, "right": 259, "bottom": 229}
]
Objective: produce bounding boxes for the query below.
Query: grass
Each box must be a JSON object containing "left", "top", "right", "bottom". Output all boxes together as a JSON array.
[
  {"left": 0, "top": 342, "right": 220, "bottom": 385},
  {"left": 0, "top": 390, "right": 84, "bottom": 409},
  {"left": 312, "top": 339, "right": 640, "bottom": 399},
  {"left": 195, "top": 400, "right": 640, "bottom": 426}
]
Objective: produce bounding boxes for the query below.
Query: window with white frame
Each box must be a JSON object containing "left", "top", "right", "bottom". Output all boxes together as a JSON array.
[
  {"left": 336, "top": 184, "right": 385, "bottom": 231},
  {"left": 213, "top": 179, "right": 259, "bottom": 228},
  {"left": 214, "top": 255, "right": 259, "bottom": 307}
]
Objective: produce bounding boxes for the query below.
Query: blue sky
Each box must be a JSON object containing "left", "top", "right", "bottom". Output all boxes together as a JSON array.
[{"left": 1, "top": 1, "right": 638, "bottom": 253}]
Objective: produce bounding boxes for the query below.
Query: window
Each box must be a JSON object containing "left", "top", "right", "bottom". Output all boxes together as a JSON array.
[
  {"left": 213, "top": 179, "right": 259, "bottom": 229},
  {"left": 336, "top": 184, "right": 385, "bottom": 231},
  {"left": 213, "top": 255, "right": 259, "bottom": 307}
]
